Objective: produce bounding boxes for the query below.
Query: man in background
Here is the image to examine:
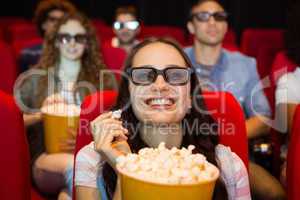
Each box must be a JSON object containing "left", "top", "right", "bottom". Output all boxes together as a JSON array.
[
  {"left": 184, "top": 0, "right": 286, "bottom": 199},
  {"left": 105, "top": 5, "right": 140, "bottom": 53}
]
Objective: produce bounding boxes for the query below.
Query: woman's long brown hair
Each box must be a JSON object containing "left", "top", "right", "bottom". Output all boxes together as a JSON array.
[
  {"left": 103, "top": 37, "right": 228, "bottom": 200},
  {"left": 35, "top": 12, "right": 110, "bottom": 106}
]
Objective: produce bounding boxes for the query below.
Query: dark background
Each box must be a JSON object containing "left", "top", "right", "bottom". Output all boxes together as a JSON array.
[{"left": 0, "top": 0, "right": 295, "bottom": 42}]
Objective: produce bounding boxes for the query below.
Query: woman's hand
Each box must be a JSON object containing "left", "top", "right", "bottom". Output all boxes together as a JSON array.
[
  {"left": 91, "top": 112, "right": 130, "bottom": 169},
  {"left": 23, "top": 112, "right": 42, "bottom": 127}
]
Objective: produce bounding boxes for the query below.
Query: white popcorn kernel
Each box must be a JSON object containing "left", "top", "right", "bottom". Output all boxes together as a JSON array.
[
  {"left": 112, "top": 109, "right": 122, "bottom": 119},
  {"left": 188, "top": 145, "right": 195, "bottom": 152},
  {"left": 116, "top": 142, "right": 218, "bottom": 185}
]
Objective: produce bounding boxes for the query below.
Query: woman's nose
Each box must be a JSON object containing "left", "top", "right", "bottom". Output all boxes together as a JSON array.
[
  {"left": 151, "top": 75, "right": 169, "bottom": 92},
  {"left": 69, "top": 38, "right": 76, "bottom": 46}
]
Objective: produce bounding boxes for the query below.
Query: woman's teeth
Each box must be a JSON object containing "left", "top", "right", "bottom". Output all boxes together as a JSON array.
[
  {"left": 147, "top": 98, "right": 174, "bottom": 106},
  {"left": 67, "top": 49, "right": 78, "bottom": 54}
]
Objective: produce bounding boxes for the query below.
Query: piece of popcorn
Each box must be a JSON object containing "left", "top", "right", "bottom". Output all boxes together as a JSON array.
[
  {"left": 112, "top": 109, "right": 122, "bottom": 119},
  {"left": 116, "top": 142, "right": 218, "bottom": 185}
]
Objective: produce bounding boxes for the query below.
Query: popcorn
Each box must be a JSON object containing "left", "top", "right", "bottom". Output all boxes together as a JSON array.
[
  {"left": 116, "top": 142, "right": 219, "bottom": 185},
  {"left": 112, "top": 109, "right": 122, "bottom": 119}
]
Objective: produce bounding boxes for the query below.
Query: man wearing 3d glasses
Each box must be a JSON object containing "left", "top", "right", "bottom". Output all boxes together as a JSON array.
[
  {"left": 184, "top": 0, "right": 286, "bottom": 199},
  {"left": 109, "top": 5, "right": 140, "bottom": 53}
]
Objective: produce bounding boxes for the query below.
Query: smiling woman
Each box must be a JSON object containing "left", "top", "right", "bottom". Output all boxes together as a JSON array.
[{"left": 75, "top": 37, "right": 251, "bottom": 200}]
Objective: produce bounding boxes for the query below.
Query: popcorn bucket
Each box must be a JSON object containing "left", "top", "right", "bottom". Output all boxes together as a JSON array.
[
  {"left": 41, "top": 104, "right": 80, "bottom": 154},
  {"left": 117, "top": 163, "right": 219, "bottom": 200}
]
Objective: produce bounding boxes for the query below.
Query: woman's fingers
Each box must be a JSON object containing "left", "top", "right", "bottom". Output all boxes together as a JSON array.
[
  {"left": 91, "top": 118, "right": 127, "bottom": 139},
  {"left": 60, "top": 138, "right": 76, "bottom": 153},
  {"left": 112, "top": 140, "right": 132, "bottom": 154},
  {"left": 67, "top": 127, "right": 78, "bottom": 138},
  {"left": 91, "top": 112, "right": 113, "bottom": 125},
  {"left": 95, "top": 129, "right": 128, "bottom": 152},
  {"left": 95, "top": 123, "right": 128, "bottom": 142},
  {"left": 90, "top": 111, "right": 131, "bottom": 167}
]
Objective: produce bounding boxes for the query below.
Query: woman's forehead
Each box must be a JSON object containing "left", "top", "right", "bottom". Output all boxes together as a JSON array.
[
  {"left": 132, "top": 42, "right": 187, "bottom": 68},
  {"left": 58, "top": 19, "right": 86, "bottom": 34}
]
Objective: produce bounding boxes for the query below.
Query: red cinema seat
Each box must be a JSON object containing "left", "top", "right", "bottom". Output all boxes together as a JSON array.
[
  {"left": 222, "top": 43, "right": 239, "bottom": 52},
  {"left": 91, "top": 19, "right": 106, "bottom": 28},
  {"left": 0, "top": 28, "right": 4, "bottom": 42},
  {"left": 8, "top": 23, "right": 39, "bottom": 42},
  {"left": 256, "top": 44, "right": 284, "bottom": 81},
  {"left": 241, "top": 28, "right": 284, "bottom": 59},
  {"left": 91, "top": 18, "right": 107, "bottom": 36},
  {"left": 94, "top": 24, "right": 114, "bottom": 42},
  {"left": 202, "top": 91, "right": 248, "bottom": 166},
  {"left": 287, "top": 105, "right": 300, "bottom": 200},
  {"left": 266, "top": 51, "right": 297, "bottom": 115},
  {"left": 0, "top": 91, "right": 31, "bottom": 200},
  {"left": 101, "top": 44, "right": 127, "bottom": 71},
  {"left": 101, "top": 43, "right": 127, "bottom": 81},
  {"left": 12, "top": 37, "right": 43, "bottom": 61},
  {"left": 140, "top": 25, "right": 186, "bottom": 45},
  {"left": 0, "top": 17, "right": 28, "bottom": 41},
  {"left": 0, "top": 17, "right": 27, "bottom": 29},
  {"left": 264, "top": 51, "right": 297, "bottom": 175},
  {"left": 0, "top": 41, "right": 17, "bottom": 94}
]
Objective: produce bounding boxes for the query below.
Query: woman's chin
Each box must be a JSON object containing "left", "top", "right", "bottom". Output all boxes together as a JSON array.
[
  {"left": 139, "top": 112, "right": 183, "bottom": 124},
  {"left": 62, "top": 54, "right": 83, "bottom": 61}
]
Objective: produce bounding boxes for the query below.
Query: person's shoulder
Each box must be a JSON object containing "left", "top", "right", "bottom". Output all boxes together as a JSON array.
[
  {"left": 215, "top": 144, "right": 247, "bottom": 171},
  {"left": 183, "top": 46, "right": 193, "bottom": 55},
  {"left": 75, "top": 142, "right": 104, "bottom": 188},
  {"left": 224, "top": 49, "right": 256, "bottom": 65},
  {"left": 223, "top": 50, "right": 257, "bottom": 75},
  {"left": 277, "top": 68, "right": 300, "bottom": 86},
  {"left": 76, "top": 142, "right": 103, "bottom": 165}
]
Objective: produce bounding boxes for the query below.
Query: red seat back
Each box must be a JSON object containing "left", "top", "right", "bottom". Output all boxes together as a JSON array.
[
  {"left": 241, "top": 28, "right": 284, "bottom": 58},
  {"left": 0, "top": 91, "right": 31, "bottom": 200},
  {"left": 0, "top": 17, "right": 28, "bottom": 42},
  {"left": 267, "top": 51, "right": 297, "bottom": 115},
  {"left": 256, "top": 44, "right": 284, "bottom": 81},
  {"left": 12, "top": 37, "right": 43, "bottom": 61},
  {"left": 140, "top": 26, "right": 185, "bottom": 45},
  {"left": 8, "top": 23, "right": 39, "bottom": 42},
  {"left": 265, "top": 51, "right": 297, "bottom": 175},
  {"left": 203, "top": 91, "right": 248, "bottom": 166},
  {"left": 0, "top": 27, "right": 4, "bottom": 42},
  {"left": 94, "top": 24, "right": 114, "bottom": 42},
  {"left": 100, "top": 43, "right": 127, "bottom": 81},
  {"left": 287, "top": 105, "right": 300, "bottom": 200},
  {"left": 91, "top": 19, "right": 106, "bottom": 28},
  {"left": 0, "top": 41, "right": 17, "bottom": 94},
  {"left": 0, "top": 17, "right": 27, "bottom": 28},
  {"left": 101, "top": 43, "right": 127, "bottom": 71}
]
